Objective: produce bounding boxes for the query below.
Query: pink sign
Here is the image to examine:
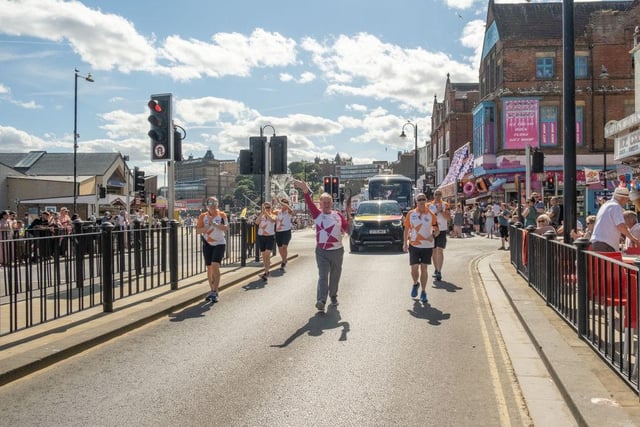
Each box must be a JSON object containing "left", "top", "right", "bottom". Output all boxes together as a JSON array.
[{"left": 504, "top": 99, "right": 539, "bottom": 149}]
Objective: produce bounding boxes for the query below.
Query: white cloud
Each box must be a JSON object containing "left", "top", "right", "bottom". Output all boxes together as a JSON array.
[
  {"left": 346, "top": 104, "right": 368, "bottom": 112},
  {"left": 460, "top": 19, "right": 486, "bottom": 69},
  {"left": 0, "top": 83, "right": 9, "bottom": 95},
  {"left": 0, "top": 125, "right": 49, "bottom": 151},
  {"left": 279, "top": 73, "right": 294, "bottom": 82},
  {"left": 302, "top": 32, "right": 478, "bottom": 114},
  {"left": 161, "top": 28, "right": 298, "bottom": 80},
  {"left": 0, "top": 0, "right": 157, "bottom": 72},
  {"left": 11, "top": 100, "right": 42, "bottom": 109},
  {"left": 298, "top": 72, "right": 316, "bottom": 83}
]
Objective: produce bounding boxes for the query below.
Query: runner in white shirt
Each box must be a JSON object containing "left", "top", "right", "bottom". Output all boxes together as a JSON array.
[{"left": 274, "top": 198, "right": 294, "bottom": 271}]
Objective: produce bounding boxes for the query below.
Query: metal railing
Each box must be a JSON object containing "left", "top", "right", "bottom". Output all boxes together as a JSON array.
[
  {"left": 0, "top": 218, "right": 259, "bottom": 336},
  {"left": 510, "top": 224, "right": 640, "bottom": 393}
]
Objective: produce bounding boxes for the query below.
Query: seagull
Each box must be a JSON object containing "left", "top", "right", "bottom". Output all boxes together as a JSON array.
[{"left": 456, "top": 12, "right": 463, "bottom": 18}]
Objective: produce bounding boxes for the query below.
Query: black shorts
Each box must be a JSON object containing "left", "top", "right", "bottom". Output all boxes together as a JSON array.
[
  {"left": 275, "top": 230, "right": 292, "bottom": 247},
  {"left": 499, "top": 225, "right": 509, "bottom": 238},
  {"left": 203, "top": 243, "right": 225, "bottom": 265},
  {"left": 257, "top": 234, "right": 275, "bottom": 252},
  {"left": 409, "top": 246, "right": 433, "bottom": 265},
  {"left": 434, "top": 232, "right": 447, "bottom": 249}
]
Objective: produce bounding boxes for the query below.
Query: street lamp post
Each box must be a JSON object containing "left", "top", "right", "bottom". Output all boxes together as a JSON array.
[
  {"left": 600, "top": 65, "right": 609, "bottom": 189},
  {"left": 400, "top": 120, "right": 418, "bottom": 187},
  {"left": 260, "top": 124, "right": 276, "bottom": 204},
  {"left": 73, "top": 68, "right": 94, "bottom": 214}
]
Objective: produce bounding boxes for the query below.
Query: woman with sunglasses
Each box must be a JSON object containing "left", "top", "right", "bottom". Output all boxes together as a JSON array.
[
  {"left": 255, "top": 202, "right": 277, "bottom": 281},
  {"left": 196, "top": 197, "right": 228, "bottom": 303}
]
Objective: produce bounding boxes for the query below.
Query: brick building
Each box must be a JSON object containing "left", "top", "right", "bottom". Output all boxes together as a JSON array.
[{"left": 450, "top": 0, "right": 638, "bottom": 212}]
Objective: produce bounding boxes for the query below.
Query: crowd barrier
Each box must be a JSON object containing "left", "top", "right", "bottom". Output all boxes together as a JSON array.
[
  {"left": 0, "top": 218, "right": 260, "bottom": 336},
  {"left": 510, "top": 224, "right": 640, "bottom": 394}
]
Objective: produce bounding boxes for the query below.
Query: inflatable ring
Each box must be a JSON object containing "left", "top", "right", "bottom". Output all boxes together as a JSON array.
[
  {"left": 476, "top": 178, "right": 488, "bottom": 193},
  {"left": 463, "top": 181, "right": 475, "bottom": 196}
]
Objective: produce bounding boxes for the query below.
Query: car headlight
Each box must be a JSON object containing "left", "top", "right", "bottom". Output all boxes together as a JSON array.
[
  {"left": 353, "top": 220, "right": 363, "bottom": 227},
  {"left": 391, "top": 220, "right": 402, "bottom": 227}
]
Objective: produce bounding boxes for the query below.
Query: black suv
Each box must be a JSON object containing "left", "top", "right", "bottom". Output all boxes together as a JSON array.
[{"left": 349, "top": 200, "right": 404, "bottom": 252}]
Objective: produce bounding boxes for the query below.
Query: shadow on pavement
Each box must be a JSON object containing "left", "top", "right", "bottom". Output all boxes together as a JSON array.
[
  {"left": 168, "top": 301, "right": 213, "bottom": 322},
  {"left": 270, "top": 305, "right": 350, "bottom": 347},
  {"left": 432, "top": 280, "right": 463, "bottom": 292},
  {"left": 242, "top": 278, "right": 268, "bottom": 291},
  {"left": 407, "top": 300, "right": 451, "bottom": 326}
]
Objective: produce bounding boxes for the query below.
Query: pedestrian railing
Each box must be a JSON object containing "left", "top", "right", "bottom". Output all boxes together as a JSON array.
[
  {"left": 509, "top": 224, "right": 640, "bottom": 393},
  {"left": 0, "top": 218, "right": 260, "bottom": 336}
]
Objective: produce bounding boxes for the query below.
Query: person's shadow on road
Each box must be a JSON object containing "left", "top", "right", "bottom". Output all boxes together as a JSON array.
[
  {"left": 270, "top": 305, "right": 350, "bottom": 347},
  {"left": 168, "top": 301, "right": 212, "bottom": 322},
  {"left": 407, "top": 301, "right": 451, "bottom": 325},
  {"left": 432, "top": 280, "right": 463, "bottom": 292},
  {"left": 242, "top": 278, "right": 268, "bottom": 291}
]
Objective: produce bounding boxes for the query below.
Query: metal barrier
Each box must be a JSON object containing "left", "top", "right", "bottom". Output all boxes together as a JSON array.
[
  {"left": 510, "top": 224, "right": 640, "bottom": 393},
  {"left": 0, "top": 218, "right": 259, "bottom": 335}
]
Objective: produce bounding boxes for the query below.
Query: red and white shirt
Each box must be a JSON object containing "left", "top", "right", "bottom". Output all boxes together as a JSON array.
[
  {"left": 304, "top": 192, "right": 347, "bottom": 250},
  {"left": 197, "top": 210, "right": 227, "bottom": 246},
  {"left": 404, "top": 208, "right": 438, "bottom": 248}
]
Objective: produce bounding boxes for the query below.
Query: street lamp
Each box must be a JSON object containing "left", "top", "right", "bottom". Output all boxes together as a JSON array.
[
  {"left": 400, "top": 120, "right": 418, "bottom": 186},
  {"left": 73, "top": 68, "right": 94, "bottom": 213},
  {"left": 600, "top": 65, "right": 609, "bottom": 189},
  {"left": 260, "top": 124, "right": 276, "bottom": 204}
]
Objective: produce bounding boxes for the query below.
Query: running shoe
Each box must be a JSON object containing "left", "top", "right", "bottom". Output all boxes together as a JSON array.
[
  {"left": 411, "top": 283, "right": 419, "bottom": 298},
  {"left": 260, "top": 273, "right": 269, "bottom": 281},
  {"left": 205, "top": 292, "right": 218, "bottom": 303},
  {"left": 330, "top": 296, "right": 339, "bottom": 306},
  {"left": 434, "top": 271, "right": 442, "bottom": 281},
  {"left": 315, "top": 301, "right": 325, "bottom": 311},
  {"left": 280, "top": 262, "right": 286, "bottom": 271},
  {"left": 420, "top": 290, "right": 428, "bottom": 304}
]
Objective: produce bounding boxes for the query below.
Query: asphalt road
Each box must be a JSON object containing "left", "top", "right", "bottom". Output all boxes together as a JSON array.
[{"left": 0, "top": 231, "right": 533, "bottom": 426}]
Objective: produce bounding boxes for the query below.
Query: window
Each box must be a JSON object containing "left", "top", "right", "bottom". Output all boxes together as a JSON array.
[
  {"left": 536, "top": 57, "right": 554, "bottom": 78},
  {"left": 575, "top": 55, "right": 588, "bottom": 79}
]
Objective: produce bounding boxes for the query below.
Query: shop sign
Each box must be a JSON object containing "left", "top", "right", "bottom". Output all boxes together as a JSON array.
[
  {"left": 614, "top": 128, "right": 640, "bottom": 161},
  {"left": 605, "top": 112, "right": 640, "bottom": 138}
]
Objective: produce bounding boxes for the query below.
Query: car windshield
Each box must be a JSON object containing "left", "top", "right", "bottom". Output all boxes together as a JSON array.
[{"left": 357, "top": 203, "right": 401, "bottom": 216}]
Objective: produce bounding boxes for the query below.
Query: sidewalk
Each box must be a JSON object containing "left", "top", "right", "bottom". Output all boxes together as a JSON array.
[
  {"left": 1, "top": 250, "right": 640, "bottom": 425},
  {"left": 0, "top": 257, "right": 295, "bottom": 387},
  {"left": 483, "top": 250, "right": 640, "bottom": 426}
]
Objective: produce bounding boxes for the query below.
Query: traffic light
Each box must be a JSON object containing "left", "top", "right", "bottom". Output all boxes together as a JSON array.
[
  {"left": 547, "top": 174, "right": 555, "bottom": 190},
  {"left": 239, "top": 149, "right": 253, "bottom": 174},
  {"left": 139, "top": 190, "right": 146, "bottom": 201},
  {"left": 151, "top": 193, "right": 157, "bottom": 204},
  {"left": 148, "top": 93, "right": 172, "bottom": 162},
  {"left": 134, "top": 169, "right": 145, "bottom": 192},
  {"left": 332, "top": 177, "right": 340, "bottom": 200},
  {"left": 270, "top": 136, "right": 288, "bottom": 175},
  {"left": 99, "top": 185, "right": 106, "bottom": 199},
  {"left": 249, "top": 136, "right": 266, "bottom": 174},
  {"left": 323, "top": 176, "right": 331, "bottom": 194},
  {"left": 532, "top": 149, "right": 544, "bottom": 173}
]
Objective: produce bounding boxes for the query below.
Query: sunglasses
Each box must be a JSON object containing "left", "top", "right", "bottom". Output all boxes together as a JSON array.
[
  {"left": 264, "top": 206, "right": 271, "bottom": 209},
  {"left": 416, "top": 198, "right": 427, "bottom": 202},
  {"left": 206, "top": 201, "right": 218, "bottom": 205}
]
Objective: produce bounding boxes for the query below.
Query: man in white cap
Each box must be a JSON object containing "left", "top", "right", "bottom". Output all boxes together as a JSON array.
[{"left": 590, "top": 187, "right": 640, "bottom": 252}]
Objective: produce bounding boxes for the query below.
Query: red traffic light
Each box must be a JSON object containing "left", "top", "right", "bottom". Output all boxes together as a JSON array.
[
  {"left": 332, "top": 177, "right": 338, "bottom": 184},
  {"left": 148, "top": 100, "right": 162, "bottom": 113},
  {"left": 324, "top": 177, "right": 330, "bottom": 184}
]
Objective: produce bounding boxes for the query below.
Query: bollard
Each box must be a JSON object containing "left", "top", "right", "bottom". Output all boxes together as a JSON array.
[
  {"left": 169, "top": 219, "right": 179, "bottom": 290},
  {"left": 574, "top": 237, "right": 589, "bottom": 337},
  {"left": 101, "top": 221, "right": 115, "bottom": 313}
]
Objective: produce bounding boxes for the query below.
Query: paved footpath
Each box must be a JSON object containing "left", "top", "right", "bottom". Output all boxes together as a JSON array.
[{"left": 2, "top": 250, "right": 640, "bottom": 426}]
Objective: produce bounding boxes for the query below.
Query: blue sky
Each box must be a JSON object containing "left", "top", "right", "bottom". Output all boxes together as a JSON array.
[{"left": 0, "top": 0, "right": 498, "bottom": 177}]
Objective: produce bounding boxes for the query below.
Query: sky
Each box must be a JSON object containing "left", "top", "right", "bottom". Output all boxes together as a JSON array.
[{"left": 0, "top": 0, "right": 514, "bottom": 178}]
